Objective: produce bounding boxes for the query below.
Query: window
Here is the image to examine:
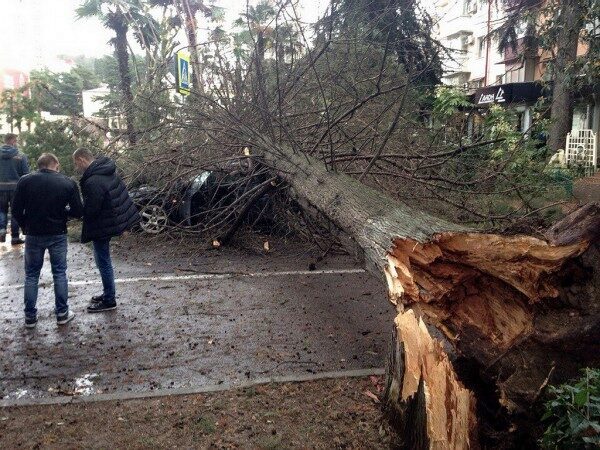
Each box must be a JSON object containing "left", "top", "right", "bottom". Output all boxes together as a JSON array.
[
  {"left": 506, "top": 66, "right": 524, "bottom": 83},
  {"left": 460, "top": 35, "right": 469, "bottom": 53},
  {"left": 447, "top": 73, "right": 469, "bottom": 86},
  {"left": 469, "top": 78, "right": 485, "bottom": 89},
  {"left": 477, "top": 37, "right": 486, "bottom": 58},
  {"left": 506, "top": 59, "right": 537, "bottom": 83},
  {"left": 463, "top": 0, "right": 477, "bottom": 14}
]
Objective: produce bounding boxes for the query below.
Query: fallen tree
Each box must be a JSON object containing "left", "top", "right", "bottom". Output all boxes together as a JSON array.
[
  {"left": 247, "top": 134, "right": 600, "bottom": 449},
  {"left": 104, "top": 1, "right": 597, "bottom": 445}
]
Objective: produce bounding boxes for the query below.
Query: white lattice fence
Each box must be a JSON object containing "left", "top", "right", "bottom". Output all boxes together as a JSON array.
[{"left": 565, "top": 129, "right": 598, "bottom": 169}]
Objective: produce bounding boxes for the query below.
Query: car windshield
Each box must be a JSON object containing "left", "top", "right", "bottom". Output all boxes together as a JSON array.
[{"left": 192, "top": 171, "right": 211, "bottom": 187}]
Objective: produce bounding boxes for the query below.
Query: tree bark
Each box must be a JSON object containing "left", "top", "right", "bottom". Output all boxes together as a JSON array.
[
  {"left": 178, "top": 0, "right": 202, "bottom": 91},
  {"left": 547, "top": 0, "right": 585, "bottom": 153},
  {"left": 251, "top": 137, "right": 600, "bottom": 448},
  {"left": 112, "top": 17, "right": 137, "bottom": 146}
]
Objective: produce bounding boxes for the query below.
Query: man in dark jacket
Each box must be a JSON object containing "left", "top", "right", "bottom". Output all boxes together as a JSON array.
[
  {"left": 0, "top": 133, "right": 29, "bottom": 244},
  {"left": 12, "top": 153, "right": 83, "bottom": 328},
  {"left": 73, "top": 148, "right": 139, "bottom": 313}
]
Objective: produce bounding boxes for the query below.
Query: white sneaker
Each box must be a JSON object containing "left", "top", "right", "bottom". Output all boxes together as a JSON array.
[{"left": 57, "top": 311, "right": 75, "bottom": 325}]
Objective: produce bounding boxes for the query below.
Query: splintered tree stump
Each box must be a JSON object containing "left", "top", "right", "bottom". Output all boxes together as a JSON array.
[{"left": 250, "top": 138, "right": 600, "bottom": 449}]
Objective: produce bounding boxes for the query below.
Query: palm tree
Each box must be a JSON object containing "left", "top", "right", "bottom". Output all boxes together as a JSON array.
[
  {"left": 77, "top": 0, "right": 146, "bottom": 145},
  {"left": 150, "top": 0, "right": 211, "bottom": 92}
]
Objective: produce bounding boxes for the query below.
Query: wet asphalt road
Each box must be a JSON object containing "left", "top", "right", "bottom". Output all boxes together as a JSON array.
[{"left": 0, "top": 235, "right": 393, "bottom": 401}]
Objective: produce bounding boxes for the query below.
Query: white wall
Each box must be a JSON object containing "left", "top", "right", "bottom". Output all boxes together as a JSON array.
[
  {"left": 434, "top": 0, "right": 506, "bottom": 87},
  {"left": 82, "top": 86, "right": 111, "bottom": 118}
]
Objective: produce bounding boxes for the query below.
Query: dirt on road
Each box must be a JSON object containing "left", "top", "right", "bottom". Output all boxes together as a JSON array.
[
  {"left": 1, "top": 233, "right": 392, "bottom": 401},
  {"left": 0, "top": 376, "right": 391, "bottom": 449}
]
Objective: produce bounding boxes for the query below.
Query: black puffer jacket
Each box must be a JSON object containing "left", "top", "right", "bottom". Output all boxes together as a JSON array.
[{"left": 80, "top": 157, "right": 139, "bottom": 243}]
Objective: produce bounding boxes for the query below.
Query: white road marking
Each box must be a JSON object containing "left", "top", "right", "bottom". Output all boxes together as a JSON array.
[{"left": 0, "top": 268, "right": 367, "bottom": 291}]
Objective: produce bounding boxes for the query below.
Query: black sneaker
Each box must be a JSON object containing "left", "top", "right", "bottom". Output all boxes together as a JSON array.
[
  {"left": 11, "top": 237, "right": 24, "bottom": 246},
  {"left": 90, "top": 294, "right": 104, "bottom": 304},
  {"left": 57, "top": 310, "right": 75, "bottom": 325},
  {"left": 87, "top": 301, "right": 117, "bottom": 313},
  {"left": 25, "top": 316, "right": 37, "bottom": 328}
]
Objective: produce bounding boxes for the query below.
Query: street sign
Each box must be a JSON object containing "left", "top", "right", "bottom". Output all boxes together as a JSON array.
[{"left": 176, "top": 51, "right": 191, "bottom": 95}]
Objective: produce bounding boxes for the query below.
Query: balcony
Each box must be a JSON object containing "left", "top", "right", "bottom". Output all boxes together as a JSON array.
[{"left": 502, "top": 36, "right": 537, "bottom": 63}]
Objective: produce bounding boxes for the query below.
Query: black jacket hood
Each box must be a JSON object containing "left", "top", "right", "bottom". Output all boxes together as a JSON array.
[
  {"left": 79, "top": 156, "right": 139, "bottom": 242},
  {"left": 82, "top": 157, "right": 116, "bottom": 181}
]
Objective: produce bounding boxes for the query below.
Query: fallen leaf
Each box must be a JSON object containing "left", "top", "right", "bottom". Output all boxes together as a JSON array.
[{"left": 363, "top": 390, "right": 380, "bottom": 403}]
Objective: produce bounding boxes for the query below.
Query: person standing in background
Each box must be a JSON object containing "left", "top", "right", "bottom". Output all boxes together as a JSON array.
[{"left": 0, "top": 133, "right": 29, "bottom": 244}]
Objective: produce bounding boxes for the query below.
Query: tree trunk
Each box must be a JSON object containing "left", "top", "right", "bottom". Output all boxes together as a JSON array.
[
  {"left": 178, "top": 0, "right": 202, "bottom": 91},
  {"left": 113, "top": 18, "right": 137, "bottom": 146},
  {"left": 251, "top": 137, "right": 600, "bottom": 448},
  {"left": 547, "top": 0, "right": 585, "bottom": 153}
]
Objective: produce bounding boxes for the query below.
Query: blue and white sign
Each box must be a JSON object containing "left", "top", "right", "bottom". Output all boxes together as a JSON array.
[{"left": 176, "top": 51, "right": 191, "bottom": 95}]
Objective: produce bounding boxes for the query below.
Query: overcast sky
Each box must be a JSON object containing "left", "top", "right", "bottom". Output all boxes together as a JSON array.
[{"left": 0, "top": 0, "right": 326, "bottom": 73}]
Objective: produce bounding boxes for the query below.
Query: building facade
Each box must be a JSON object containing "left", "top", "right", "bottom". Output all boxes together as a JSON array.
[
  {"left": 434, "top": 0, "right": 599, "bottom": 157},
  {"left": 435, "top": 0, "right": 505, "bottom": 88}
]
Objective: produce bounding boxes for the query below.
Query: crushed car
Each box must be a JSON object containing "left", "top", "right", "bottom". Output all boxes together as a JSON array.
[{"left": 130, "top": 164, "right": 275, "bottom": 234}]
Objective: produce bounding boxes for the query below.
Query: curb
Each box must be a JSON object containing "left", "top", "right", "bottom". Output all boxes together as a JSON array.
[{"left": 1, "top": 368, "right": 385, "bottom": 408}]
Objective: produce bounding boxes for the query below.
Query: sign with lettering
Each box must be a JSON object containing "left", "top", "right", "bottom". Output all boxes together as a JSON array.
[
  {"left": 476, "top": 86, "right": 509, "bottom": 105},
  {"left": 473, "top": 82, "right": 543, "bottom": 107},
  {"left": 176, "top": 51, "right": 191, "bottom": 95}
]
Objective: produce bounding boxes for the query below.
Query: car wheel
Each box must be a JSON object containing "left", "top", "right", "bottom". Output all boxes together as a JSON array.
[{"left": 139, "top": 204, "right": 169, "bottom": 234}]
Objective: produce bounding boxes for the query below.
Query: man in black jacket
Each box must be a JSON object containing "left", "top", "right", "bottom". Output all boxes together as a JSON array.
[
  {"left": 12, "top": 153, "right": 83, "bottom": 328},
  {"left": 0, "top": 133, "right": 29, "bottom": 244},
  {"left": 73, "top": 148, "right": 139, "bottom": 313}
]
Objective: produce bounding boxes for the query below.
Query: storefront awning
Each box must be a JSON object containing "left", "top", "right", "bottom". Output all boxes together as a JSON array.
[{"left": 471, "top": 82, "right": 545, "bottom": 107}]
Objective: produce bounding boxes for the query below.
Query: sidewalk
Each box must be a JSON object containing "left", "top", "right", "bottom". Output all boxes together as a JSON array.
[{"left": 0, "top": 376, "right": 391, "bottom": 449}]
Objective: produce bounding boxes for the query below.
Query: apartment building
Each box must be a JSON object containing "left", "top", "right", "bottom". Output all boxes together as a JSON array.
[
  {"left": 434, "top": 0, "right": 599, "bottom": 158},
  {"left": 435, "top": 0, "right": 505, "bottom": 88}
]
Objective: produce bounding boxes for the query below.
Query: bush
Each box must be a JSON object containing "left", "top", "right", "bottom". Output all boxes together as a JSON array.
[
  {"left": 540, "top": 368, "right": 600, "bottom": 449},
  {"left": 21, "top": 120, "right": 101, "bottom": 176}
]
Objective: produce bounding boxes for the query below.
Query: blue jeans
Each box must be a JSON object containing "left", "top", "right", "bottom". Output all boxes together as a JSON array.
[
  {"left": 0, "top": 191, "right": 20, "bottom": 237},
  {"left": 24, "top": 234, "right": 69, "bottom": 319},
  {"left": 93, "top": 238, "right": 116, "bottom": 304}
]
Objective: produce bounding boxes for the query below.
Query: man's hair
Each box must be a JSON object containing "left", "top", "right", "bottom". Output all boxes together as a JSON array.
[
  {"left": 37, "top": 153, "right": 59, "bottom": 169},
  {"left": 73, "top": 147, "right": 95, "bottom": 161},
  {"left": 4, "top": 133, "right": 17, "bottom": 144}
]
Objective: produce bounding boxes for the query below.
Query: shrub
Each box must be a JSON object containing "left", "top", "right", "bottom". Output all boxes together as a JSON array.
[{"left": 540, "top": 368, "right": 600, "bottom": 449}]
